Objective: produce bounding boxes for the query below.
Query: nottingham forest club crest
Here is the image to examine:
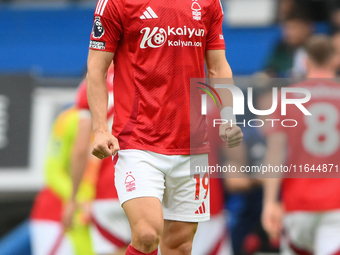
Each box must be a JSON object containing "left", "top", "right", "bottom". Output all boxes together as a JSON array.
[
  {"left": 92, "top": 16, "right": 105, "bottom": 39},
  {"left": 192, "top": 0, "right": 201, "bottom": 21}
]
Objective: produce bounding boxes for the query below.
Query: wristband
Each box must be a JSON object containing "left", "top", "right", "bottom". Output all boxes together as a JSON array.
[{"left": 220, "top": 107, "right": 236, "bottom": 124}]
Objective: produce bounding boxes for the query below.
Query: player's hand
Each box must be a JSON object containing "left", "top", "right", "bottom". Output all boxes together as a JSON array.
[
  {"left": 261, "top": 201, "right": 284, "bottom": 240},
  {"left": 62, "top": 200, "right": 77, "bottom": 230},
  {"left": 219, "top": 123, "right": 243, "bottom": 148},
  {"left": 92, "top": 131, "right": 120, "bottom": 159}
]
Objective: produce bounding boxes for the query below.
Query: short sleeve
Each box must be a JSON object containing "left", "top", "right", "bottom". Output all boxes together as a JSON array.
[
  {"left": 89, "top": 0, "right": 124, "bottom": 52},
  {"left": 206, "top": 0, "right": 225, "bottom": 50}
]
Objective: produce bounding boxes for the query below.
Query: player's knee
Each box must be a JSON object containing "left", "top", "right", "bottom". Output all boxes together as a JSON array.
[
  {"left": 133, "top": 225, "right": 161, "bottom": 247},
  {"left": 139, "top": 229, "right": 160, "bottom": 246}
]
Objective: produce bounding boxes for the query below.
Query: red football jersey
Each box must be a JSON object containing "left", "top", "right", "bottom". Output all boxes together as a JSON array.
[
  {"left": 268, "top": 80, "right": 340, "bottom": 211},
  {"left": 89, "top": 0, "right": 225, "bottom": 155},
  {"left": 76, "top": 67, "right": 117, "bottom": 199}
]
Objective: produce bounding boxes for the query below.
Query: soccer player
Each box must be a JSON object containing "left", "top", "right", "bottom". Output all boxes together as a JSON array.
[
  {"left": 63, "top": 65, "right": 131, "bottom": 255},
  {"left": 262, "top": 35, "right": 340, "bottom": 255},
  {"left": 30, "top": 107, "right": 97, "bottom": 255},
  {"left": 86, "top": 1, "right": 243, "bottom": 254}
]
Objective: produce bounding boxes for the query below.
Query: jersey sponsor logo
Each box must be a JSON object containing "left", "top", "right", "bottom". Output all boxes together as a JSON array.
[
  {"left": 140, "top": 26, "right": 205, "bottom": 49},
  {"left": 89, "top": 40, "right": 106, "bottom": 50},
  {"left": 191, "top": 1, "right": 202, "bottom": 21},
  {"left": 140, "top": 6, "right": 158, "bottom": 20},
  {"left": 92, "top": 16, "right": 105, "bottom": 39},
  {"left": 95, "top": 0, "right": 108, "bottom": 15},
  {"left": 168, "top": 40, "right": 202, "bottom": 47},
  {"left": 140, "top": 27, "right": 167, "bottom": 48}
]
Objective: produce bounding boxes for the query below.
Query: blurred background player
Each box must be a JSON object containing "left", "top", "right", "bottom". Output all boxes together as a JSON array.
[
  {"left": 30, "top": 106, "right": 98, "bottom": 255},
  {"left": 262, "top": 35, "right": 340, "bottom": 255},
  {"left": 224, "top": 85, "right": 280, "bottom": 255},
  {"left": 63, "top": 64, "right": 131, "bottom": 255}
]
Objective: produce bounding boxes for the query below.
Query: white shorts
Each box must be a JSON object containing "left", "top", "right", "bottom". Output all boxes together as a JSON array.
[
  {"left": 115, "top": 149, "right": 210, "bottom": 222},
  {"left": 90, "top": 199, "right": 131, "bottom": 254},
  {"left": 192, "top": 212, "right": 232, "bottom": 255},
  {"left": 281, "top": 210, "right": 340, "bottom": 255},
  {"left": 30, "top": 220, "right": 74, "bottom": 255}
]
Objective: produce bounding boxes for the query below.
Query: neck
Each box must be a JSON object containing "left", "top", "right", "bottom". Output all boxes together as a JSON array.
[{"left": 306, "top": 68, "right": 335, "bottom": 79}]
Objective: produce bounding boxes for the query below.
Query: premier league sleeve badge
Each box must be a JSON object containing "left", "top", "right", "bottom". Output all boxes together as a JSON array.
[{"left": 92, "top": 16, "right": 105, "bottom": 39}]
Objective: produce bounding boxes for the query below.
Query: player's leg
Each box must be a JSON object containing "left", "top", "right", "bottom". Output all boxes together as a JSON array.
[
  {"left": 161, "top": 154, "right": 210, "bottom": 255},
  {"left": 315, "top": 210, "right": 340, "bottom": 255},
  {"left": 280, "top": 212, "right": 317, "bottom": 255},
  {"left": 160, "top": 220, "right": 197, "bottom": 255},
  {"left": 115, "top": 150, "right": 168, "bottom": 254},
  {"left": 123, "top": 197, "right": 164, "bottom": 253},
  {"left": 90, "top": 199, "right": 130, "bottom": 255},
  {"left": 30, "top": 220, "right": 74, "bottom": 255}
]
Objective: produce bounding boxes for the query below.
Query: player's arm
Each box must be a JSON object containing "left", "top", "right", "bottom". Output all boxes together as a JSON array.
[
  {"left": 261, "top": 131, "right": 286, "bottom": 240},
  {"left": 62, "top": 115, "right": 92, "bottom": 229},
  {"left": 205, "top": 49, "right": 243, "bottom": 148},
  {"left": 205, "top": 49, "right": 233, "bottom": 109},
  {"left": 87, "top": 49, "right": 119, "bottom": 158}
]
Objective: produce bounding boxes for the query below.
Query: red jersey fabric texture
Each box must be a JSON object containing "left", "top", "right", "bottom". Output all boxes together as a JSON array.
[
  {"left": 268, "top": 80, "right": 340, "bottom": 212},
  {"left": 89, "top": 0, "right": 226, "bottom": 155}
]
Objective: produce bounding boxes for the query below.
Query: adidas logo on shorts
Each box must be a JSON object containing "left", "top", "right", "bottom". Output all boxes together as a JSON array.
[{"left": 195, "top": 201, "right": 206, "bottom": 214}]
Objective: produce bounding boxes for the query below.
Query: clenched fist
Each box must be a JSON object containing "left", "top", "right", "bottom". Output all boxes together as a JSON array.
[
  {"left": 219, "top": 123, "right": 243, "bottom": 148},
  {"left": 92, "top": 131, "right": 120, "bottom": 159}
]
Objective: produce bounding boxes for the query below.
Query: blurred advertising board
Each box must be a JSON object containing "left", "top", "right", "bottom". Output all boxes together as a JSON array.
[{"left": 0, "top": 75, "right": 77, "bottom": 191}]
